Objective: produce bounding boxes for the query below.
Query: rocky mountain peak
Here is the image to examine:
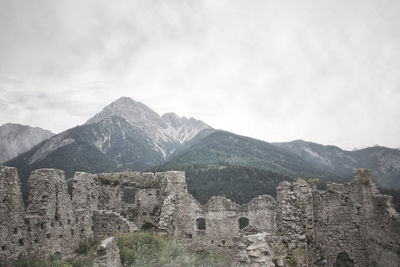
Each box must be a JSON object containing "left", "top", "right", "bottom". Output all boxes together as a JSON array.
[
  {"left": 84, "top": 97, "right": 211, "bottom": 157},
  {"left": 162, "top": 112, "right": 210, "bottom": 130},
  {"left": 85, "top": 97, "right": 167, "bottom": 129},
  {"left": 161, "top": 112, "right": 182, "bottom": 128}
]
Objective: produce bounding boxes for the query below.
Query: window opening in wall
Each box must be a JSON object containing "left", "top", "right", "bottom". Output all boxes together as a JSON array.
[
  {"left": 196, "top": 218, "right": 206, "bottom": 231},
  {"left": 47, "top": 233, "right": 51, "bottom": 239},
  {"left": 34, "top": 239, "right": 38, "bottom": 243},
  {"left": 141, "top": 222, "right": 156, "bottom": 232},
  {"left": 211, "top": 240, "right": 214, "bottom": 244},
  {"left": 59, "top": 235, "right": 63, "bottom": 239},
  {"left": 335, "top": 252, "right": 354, "bottom": 267},
  {"left": 123, "top": 188, "right": 135, "bottom": 204},
  {"left": 1, "top": 245, "right": 6, "bottom": 251},
  {"left": 221, "top": 240, "right": 225, "bottom": 245},
  {"left": 19, "top": 239, "right": 24, "bottom": 246},
  {"left": 238, "top": 217, "right": 249, "bottom": 230},
  {"left": 185, "top": 233, "right": 192, "bottom": 239},
  {"left": 71, "top": 229, "right": 74, "bottom": 236},
  {"left": 13, "top": 228, "right": 18, "bottom": 234},
  {"left": 67, "top": 219, "right": 71, "bottom": 225}
]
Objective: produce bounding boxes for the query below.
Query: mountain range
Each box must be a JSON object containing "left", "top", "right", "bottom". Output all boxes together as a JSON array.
[
  {"left": 0, "top": 123, "right": 54, "bottom": 163},
  {"left": 3, "top": 97, "right": 400, "bottom": 206}
]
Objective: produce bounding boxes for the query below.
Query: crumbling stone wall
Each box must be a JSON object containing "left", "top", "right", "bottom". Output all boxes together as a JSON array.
[
  {"left": 0, "top": 167, "right": 80, "bottom": 263},
  {"left": 93, "top": 237, "right": 121, "bottom": 267},
  {"left": 311, "top": 169, "right": 400, "bottom": 267},
  {"left": 169, "top": 194, "right": 278, "bottom": 258},
  {"left": 25, "top": 169, "right": 78, "bottom": 258},
  {"left": 0, "top": 165, "right": 399, "bottom": 267},
  {"left": 92, "top": 210, "right": 136, "bottom": 241},
  {"left": 0, "top": 166, "right": 26, "bottom": 262},
  {"left": 237, "top": 232, "right": 283, "bottom": 266},
  {"left": 237, "top": 170, "right": 400, "bottom": 267}
]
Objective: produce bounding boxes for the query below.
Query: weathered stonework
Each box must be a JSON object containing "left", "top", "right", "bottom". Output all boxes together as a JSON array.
[
  {"left": 0, "top": 166, "right": 399, "bottom": 266},
  {"left": 309, "top": 169, "right": 400, "bottom": 267},
  {"left": 92, "top": 210, "right": 137, "bottom": 242},
  {"left": 93, "top": 237, "right": 121, "bottom": 267},
  {"left": 25, "top": 169, "right": 78, "bottom": 257},
  {"left": 0, "top": 166, "right": 26, "bottom": 262}
]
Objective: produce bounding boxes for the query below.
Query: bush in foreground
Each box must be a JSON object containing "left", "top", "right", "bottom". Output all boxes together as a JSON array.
[
  {"left": 117, "top": 232, "right": 231, "bottom": 267},
  {"left": 8, "top": 232, "right": 230, "bottom": 267}
]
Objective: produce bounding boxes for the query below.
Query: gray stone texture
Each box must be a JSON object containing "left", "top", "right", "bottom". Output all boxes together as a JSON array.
[
  {"left": 93, "top": 237, "right": 121, "bottom": 267},
  {"left": 0, "top": 166, "right": 399, "bottom": 267}
]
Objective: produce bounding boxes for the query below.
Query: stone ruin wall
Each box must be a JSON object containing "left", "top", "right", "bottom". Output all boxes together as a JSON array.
[
  {"left": 1, "top": 165, "right": 400, "bottom": 267},
  {"left": 310, "top": 169, "right": 400, "bottom": 267}
]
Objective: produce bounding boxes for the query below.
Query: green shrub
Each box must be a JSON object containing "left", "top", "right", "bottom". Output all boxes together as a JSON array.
[
  {"left": 307, "top": 178, "right": 320, "bottom": 186},
  {"left": 14, "top": 254, "right": 72, "bottom": 267},
  {"left": 117, "top": 232, "right": 230, "bottom": 267},
  {"left": 359, "top": 176, "right": 371, "bottom": 185},
  {"left": 96, "top": 174, "right": 121, "bottom": 185},
  {"left": 294, "top": 177, "right": 305, "bottom": 183},
  {"left": 75, "top": 238, "right": 97, "bottom": 255},
  {"left": 285, "top": 245, "right": 304, "bottom": 267}
]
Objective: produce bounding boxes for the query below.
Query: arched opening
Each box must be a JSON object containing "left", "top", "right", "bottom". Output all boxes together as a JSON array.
[
  {"left": 335, "top": 252, "right": 354, "bottom": 267},
  {"left": 141, "top": 222, "right": 156, "bottom": 232},
  {"left": 196, "top": 218, "right": 206, "bottom": 231},
  {"left": 238, "top": 217, "right": 249, "bottom": 230}
]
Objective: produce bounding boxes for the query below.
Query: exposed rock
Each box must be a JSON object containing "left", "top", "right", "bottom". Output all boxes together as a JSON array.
[
  {"left": 85, "top": 97, "right": 211, "bottom": 157},
  {"left": 93, "top": 237, "right": 121, "bottom": 267},
  {"left": 93, "top": 210, "right": 137, "bottom": 241}
]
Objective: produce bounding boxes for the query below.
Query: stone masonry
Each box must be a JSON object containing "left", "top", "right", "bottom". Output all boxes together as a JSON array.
[
  {"left": 0, "top": 165, "right": 399, "bottom": 266},
  {"left": 93, "top": 237, "right": 121, "bottom": 267}
]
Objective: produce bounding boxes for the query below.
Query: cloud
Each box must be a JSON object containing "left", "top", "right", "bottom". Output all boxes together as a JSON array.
[{"left": 0, "top": 0, "right": 399, "bottom": 149}]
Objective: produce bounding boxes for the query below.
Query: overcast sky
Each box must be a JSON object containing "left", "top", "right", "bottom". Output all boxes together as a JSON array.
[{"left": 0, "top": 0, "right": 399, "bottom": 150}]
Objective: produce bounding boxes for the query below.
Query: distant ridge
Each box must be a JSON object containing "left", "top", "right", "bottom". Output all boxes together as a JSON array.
[{"left": 0, "top": 123, "right": 54, "bottom": 163}]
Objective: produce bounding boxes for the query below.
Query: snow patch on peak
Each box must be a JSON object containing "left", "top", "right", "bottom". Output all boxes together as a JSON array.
[
  {"left": 161, "top": 113, "right": 210, "bottom": 144},
  {"left": 85, "top": 97, "right": 211, "bottom": 157}
]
